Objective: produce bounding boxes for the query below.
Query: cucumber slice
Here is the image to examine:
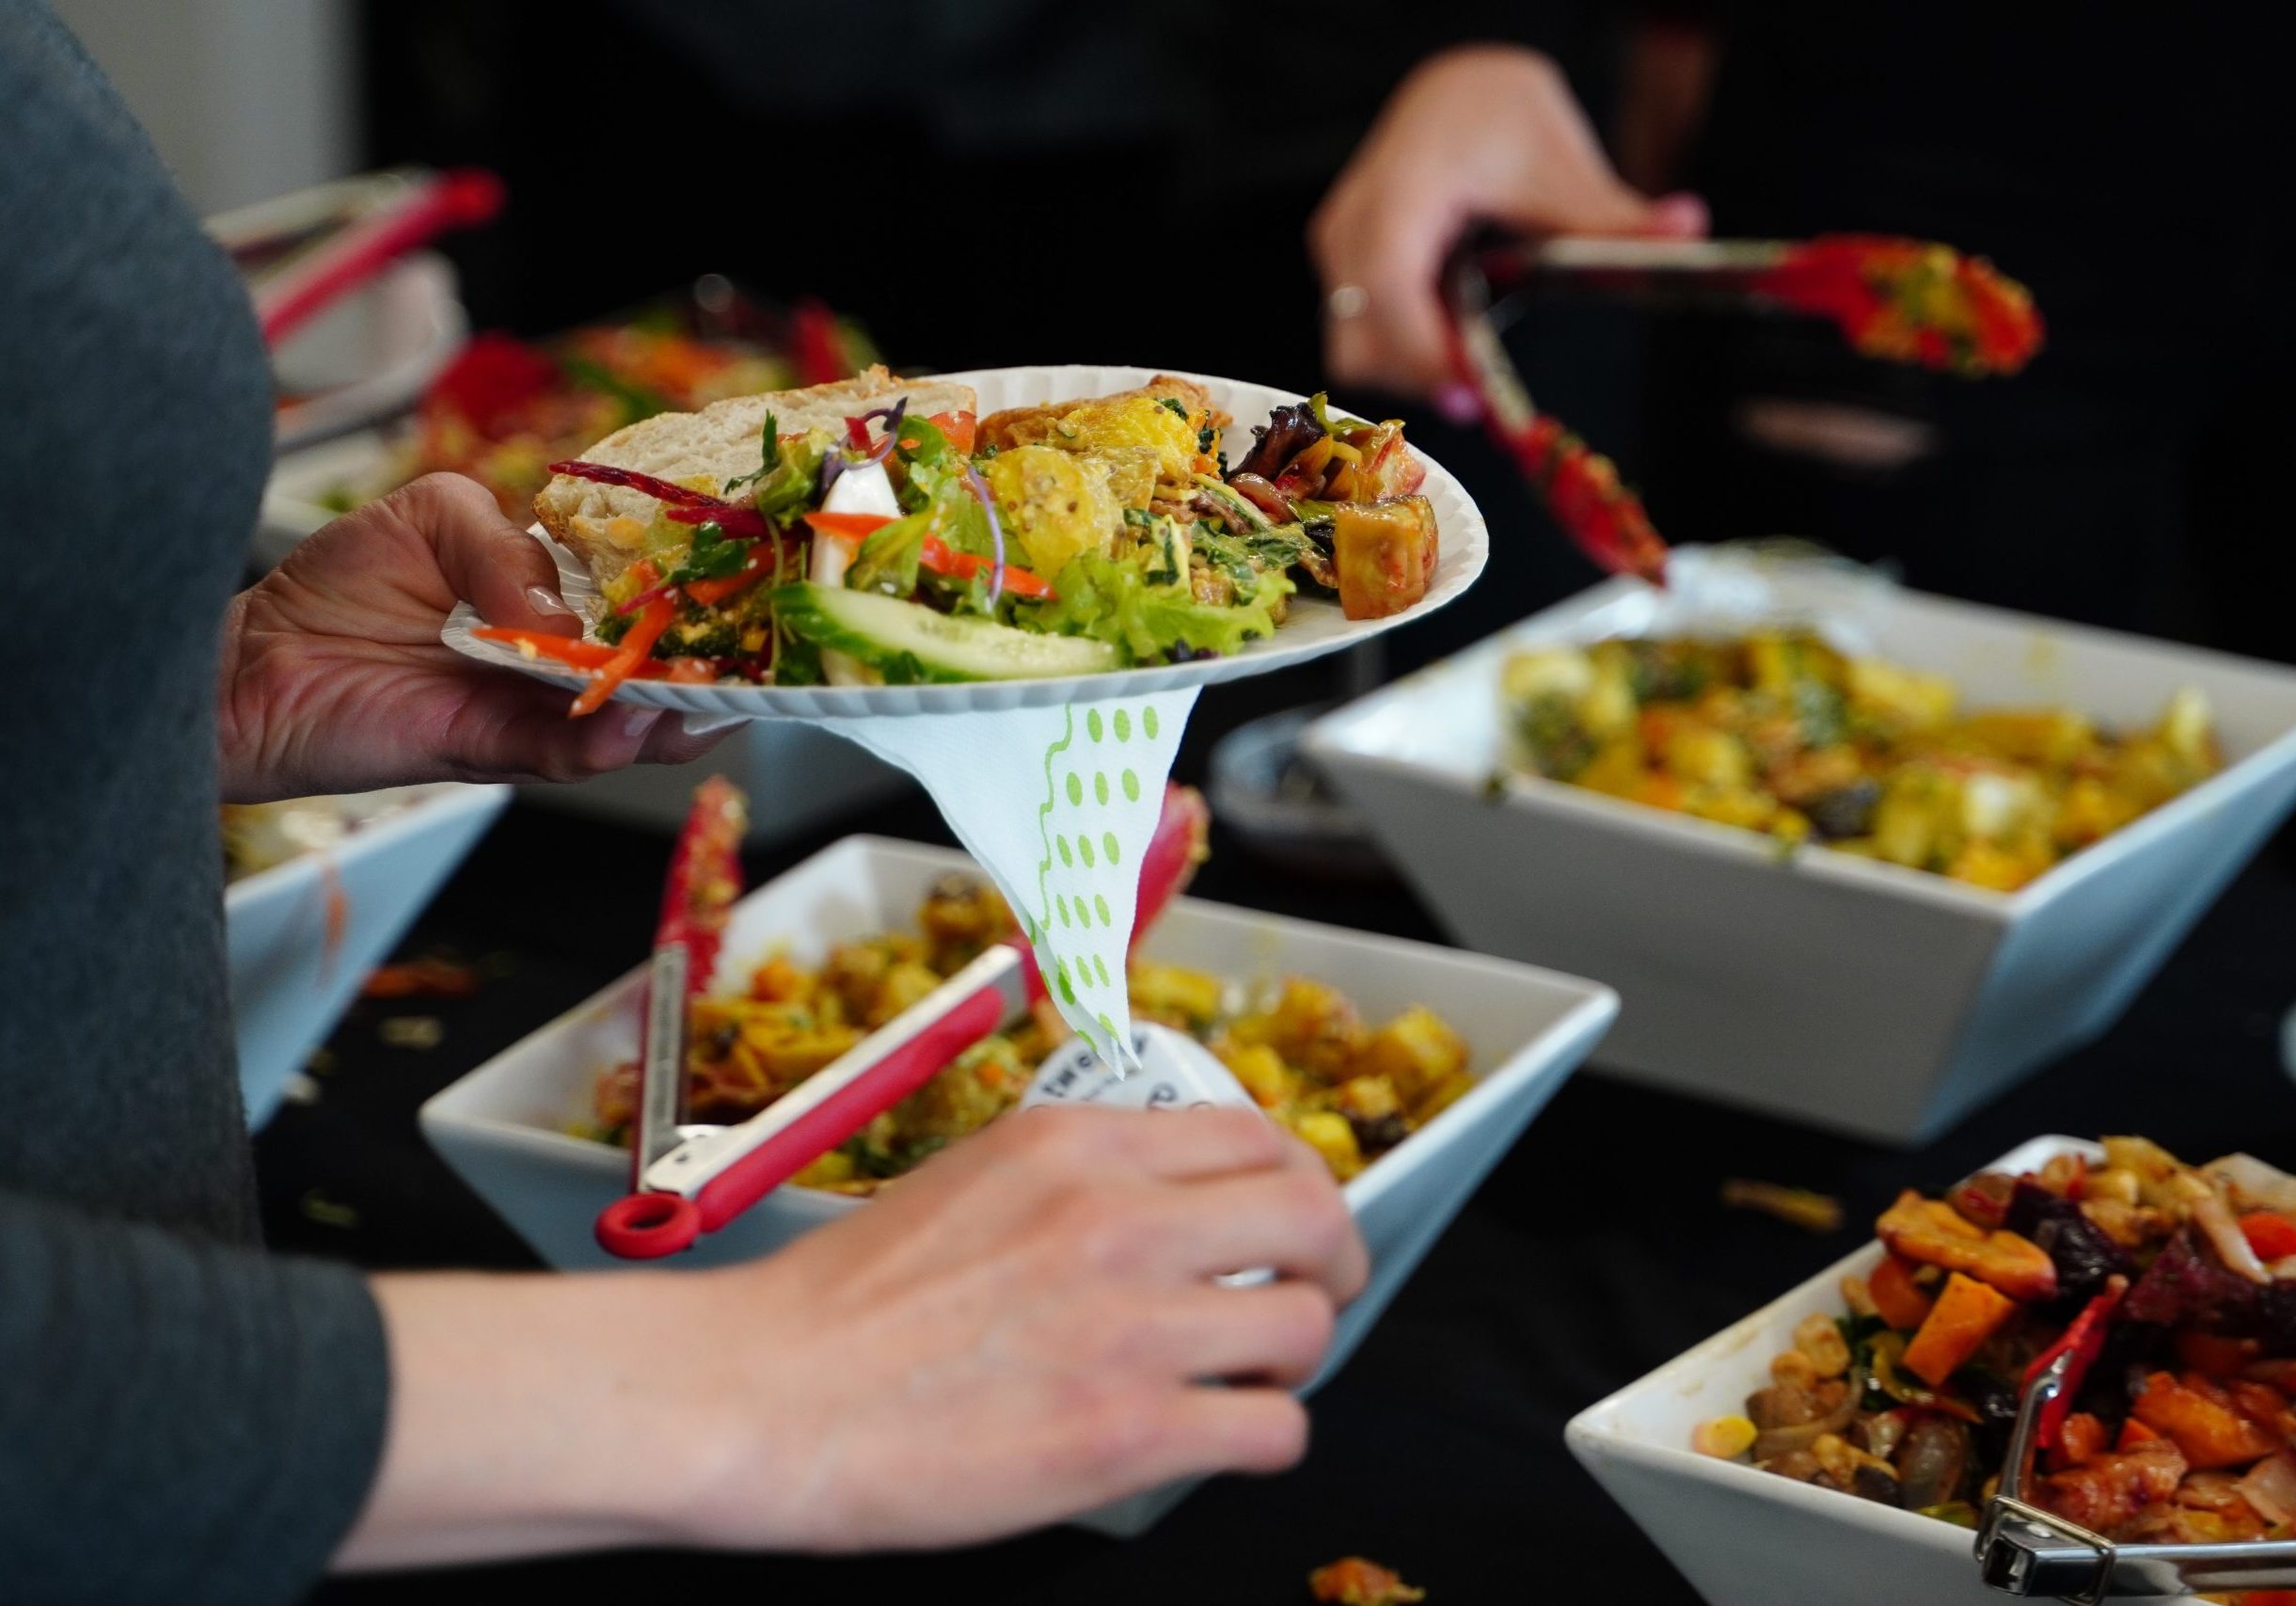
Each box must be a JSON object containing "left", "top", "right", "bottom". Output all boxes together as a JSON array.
[{"left": 772, "top": 583, "right": 1120, "bottom": 683}]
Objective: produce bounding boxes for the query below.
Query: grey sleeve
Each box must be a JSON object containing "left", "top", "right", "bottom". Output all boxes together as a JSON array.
[{"left": 0, "top": 1193, "right": 390, "bottom": 1606}]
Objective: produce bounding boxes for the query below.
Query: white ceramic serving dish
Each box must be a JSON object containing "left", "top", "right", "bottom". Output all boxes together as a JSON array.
[
  {"left": 1567, "top": 1135, "right": 2105, "bottom": 1606},
  {"left": 438, "top": 364, "right": 1490, "bottom": 717},
  {"left": 257, "top": 424, "right": 389, "bottom": 566},
  {"left": 1305, "top": 548, "right": 2296, "bottom": 1145},
  {"left": 271, "top": 250, "right": 466, "bottom": 455},
  {"left": 421, "top": 834, "right": 1616, "bottom": 1534},
  {"left": 226, "top": 783, "right": 509, "bottom": 1126}
]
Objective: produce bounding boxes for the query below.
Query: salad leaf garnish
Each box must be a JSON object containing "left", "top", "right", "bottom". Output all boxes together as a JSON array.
[{"left": 667, "top": 520, "right": 753, "bottom": 583}]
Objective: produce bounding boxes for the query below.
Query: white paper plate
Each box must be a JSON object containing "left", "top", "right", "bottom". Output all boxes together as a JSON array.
[{"left": 439, "top": 364, "right": 1488, "bottom": 718}]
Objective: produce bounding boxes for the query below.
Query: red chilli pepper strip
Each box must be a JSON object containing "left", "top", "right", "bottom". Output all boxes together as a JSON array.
[
  {"left": 546, "top": 459, "right": 731, "bottom": 511},
  {"left": 570, "top": 595, "right": 675, "bottom": 717}
]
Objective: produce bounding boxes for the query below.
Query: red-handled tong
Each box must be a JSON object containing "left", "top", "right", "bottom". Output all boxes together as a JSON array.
[
  {"left": 2019, "top": 1277, "right": 2127, "bottom": 1453},
  {"left": 254, "top": 167, "right": 505, "bottom": 348},
  {"left": 594, "top": 783, "right": 1211, "bottom": 1259},
  {"left": 624, "top": 778, "right": 748, "bottom": 1196}
]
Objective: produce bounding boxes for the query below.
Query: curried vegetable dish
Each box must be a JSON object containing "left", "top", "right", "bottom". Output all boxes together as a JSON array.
[
  {"left": 588, "top": 873, "right": 1476, "bottom": 1189},
  {"left": 485, "top": 369, "right": 1440, "bottom": 707},
  {"left": 1500, "top": 631, "right": 2220, "bottom": 890},
  {"left": 1694, "top": 1139, "right": 2296, "bottom": 1595}
]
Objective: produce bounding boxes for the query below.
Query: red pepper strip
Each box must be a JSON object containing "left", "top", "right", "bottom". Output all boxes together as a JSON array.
[
  {"left": 472, "top": 626, "right": 622, "bottom": 669},
  {"left": 683, "top": 541, "right": 780, "bottom": 608},
  {"left": 665, "top": 503, "right": 771, "bottom": 538},
  {"left": 546, "top": 459, "right": 731, "bottom": 510},
  {"left": 804, "top": 511, "right": 892, "bottom": 543},
  {"left": 2022, "top": 1279, "right": 2128, "bottom": 1452},
  {"left": 843, "top": 417, "right": 873, "bottom": 451},
  {"left": 571, "top": 596, "right": 675, "bottom": 716},
  {"left": 921, "top": 535, "right": 1054, "bottom": 599}
]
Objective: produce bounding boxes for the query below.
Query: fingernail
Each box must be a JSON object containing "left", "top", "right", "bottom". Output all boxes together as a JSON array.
[
  {"left": 1652, "top": 191, "right": 1709, "bottom": 235},
  {"left": 1433, "top": 383, "right": 1481, "bottom": 425},
  {"left": 526, "top": 584, "right": 577, "bottom": 618}
]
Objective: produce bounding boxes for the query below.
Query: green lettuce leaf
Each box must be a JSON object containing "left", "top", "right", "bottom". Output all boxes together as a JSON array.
[{"left": 1033, "top": 551, "right": 1288, "bottom": 664}]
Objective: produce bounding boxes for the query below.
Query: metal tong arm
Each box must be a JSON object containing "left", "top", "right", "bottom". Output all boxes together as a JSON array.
[{"left": 1977, "top": 1344, "right": 2296, "bottom": 1599}]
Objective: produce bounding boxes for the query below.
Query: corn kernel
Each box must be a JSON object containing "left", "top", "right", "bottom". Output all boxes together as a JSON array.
[{"left": 1692, "top": 1415, "right": 1758, "bottom": 1459}]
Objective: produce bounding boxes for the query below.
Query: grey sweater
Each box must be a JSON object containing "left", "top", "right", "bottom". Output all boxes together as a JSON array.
[{"left": 0, "top": 5, "right": 389, "bottom": 1600}]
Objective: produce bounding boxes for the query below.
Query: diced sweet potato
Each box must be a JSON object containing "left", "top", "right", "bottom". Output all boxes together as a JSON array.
[
  {"left": 1903, "top": 1272, "right": 2019, "bottom": 1388},
  {"left": 1868, "top": 1255, "right": 1938, "bottom": 1331}
]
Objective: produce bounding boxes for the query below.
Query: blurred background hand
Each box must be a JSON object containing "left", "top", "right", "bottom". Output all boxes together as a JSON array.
[
  {"left": 218, "top": 471, "right": 724, "bottom": 802},
  {"left": 1308, "top": 43, "right": 1707, "bottom": 402}
]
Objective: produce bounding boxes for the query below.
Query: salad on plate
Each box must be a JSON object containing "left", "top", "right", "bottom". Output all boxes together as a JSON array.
[{"left": 480, "top": 367, "right": 1442, "bottom": 708}]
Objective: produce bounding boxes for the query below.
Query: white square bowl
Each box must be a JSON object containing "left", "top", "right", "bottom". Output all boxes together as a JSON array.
[
  {"left": 1565, "top": 1136, "right": 2095, "bottom": 1606},
  {"left": 1304, "top": 553, "right": 2296, "bottom": 1144},
  {"left": 420, "top": 835, "right": 1617, "bottom": 1532},
  {"left": 226, "top": 783, "right": 509, "bottom": 1127}
]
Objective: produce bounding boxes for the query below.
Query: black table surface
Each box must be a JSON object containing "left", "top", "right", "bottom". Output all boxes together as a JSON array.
[{"left": 272, "top": 784, "right": 2296, "bottom": 1606}]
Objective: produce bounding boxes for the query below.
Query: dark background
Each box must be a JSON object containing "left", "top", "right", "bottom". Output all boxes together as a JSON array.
[{"left": 284, "top": 6, "right": 2296, "bottom": 1600}]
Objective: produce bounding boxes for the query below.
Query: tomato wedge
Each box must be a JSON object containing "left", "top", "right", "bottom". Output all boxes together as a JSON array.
[
  {"left": 571, "top": 595, "right": 676, "bottom": 716},
  {"left": 928, "top": 409, "right": 976, "bottom": 453}
]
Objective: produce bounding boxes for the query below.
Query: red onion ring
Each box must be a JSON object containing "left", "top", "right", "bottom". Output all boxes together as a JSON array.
[{"left": 960, "top": 463, "right": 1006, "bottom": 606}]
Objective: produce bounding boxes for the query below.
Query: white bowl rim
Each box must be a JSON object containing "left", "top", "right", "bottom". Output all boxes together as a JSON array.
[
  {"left": 1305, "top": 565, "right": 2296, "bottom": 919},
  {"left": 420, "top": 832, "right": 1621, "bottom": 1217},
  {"left": 223, "top": 782, "right": 511, "bottom": 906},
  {"left": 1563, "top": 1133, "right": 2104, "bottom": 1558}
]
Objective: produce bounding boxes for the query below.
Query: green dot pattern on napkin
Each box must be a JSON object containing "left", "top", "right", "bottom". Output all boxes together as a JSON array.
[{"left": 1030, "top": 692, "right": 1192, "bottom": 1067}]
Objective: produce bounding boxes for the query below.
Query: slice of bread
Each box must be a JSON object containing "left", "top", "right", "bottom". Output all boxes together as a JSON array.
[{"left": 533, "top": 365, "right": 977, "bottom": 591}]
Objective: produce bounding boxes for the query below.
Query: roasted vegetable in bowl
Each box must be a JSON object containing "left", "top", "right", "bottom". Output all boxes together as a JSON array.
[
  {"left": 1501, "top": 631, "right": 2221, "bottom": 890},
  {"left": 589, "top": 874, "right": 1477, "bottom": 1188},
  {"left": 1694, "top": 1138, "right": 2296, "bottom": 1598}
]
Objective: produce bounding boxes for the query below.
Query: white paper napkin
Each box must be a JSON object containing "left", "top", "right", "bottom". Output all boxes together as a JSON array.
[{"left": 815, "top": 687, "right": 1198, "bottom": 1072}]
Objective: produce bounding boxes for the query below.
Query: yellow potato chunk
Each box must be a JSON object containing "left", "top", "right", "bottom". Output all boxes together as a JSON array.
[
  {"left": 976, "top": 444, "right": 1121, "bottom": 580},
  {"left": 1130, "top": 961, "right": 1226, "bottom": 1030},
  {"left": 1291, "top": 1109, "right": 1363, "bottom": 1182},
  {"left": 1216, "top": 1039, "right": 1294, "bottom": 1109},
  {"left": 1351, "top": 1006, "right": 1468, "bottom": 1105}
]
